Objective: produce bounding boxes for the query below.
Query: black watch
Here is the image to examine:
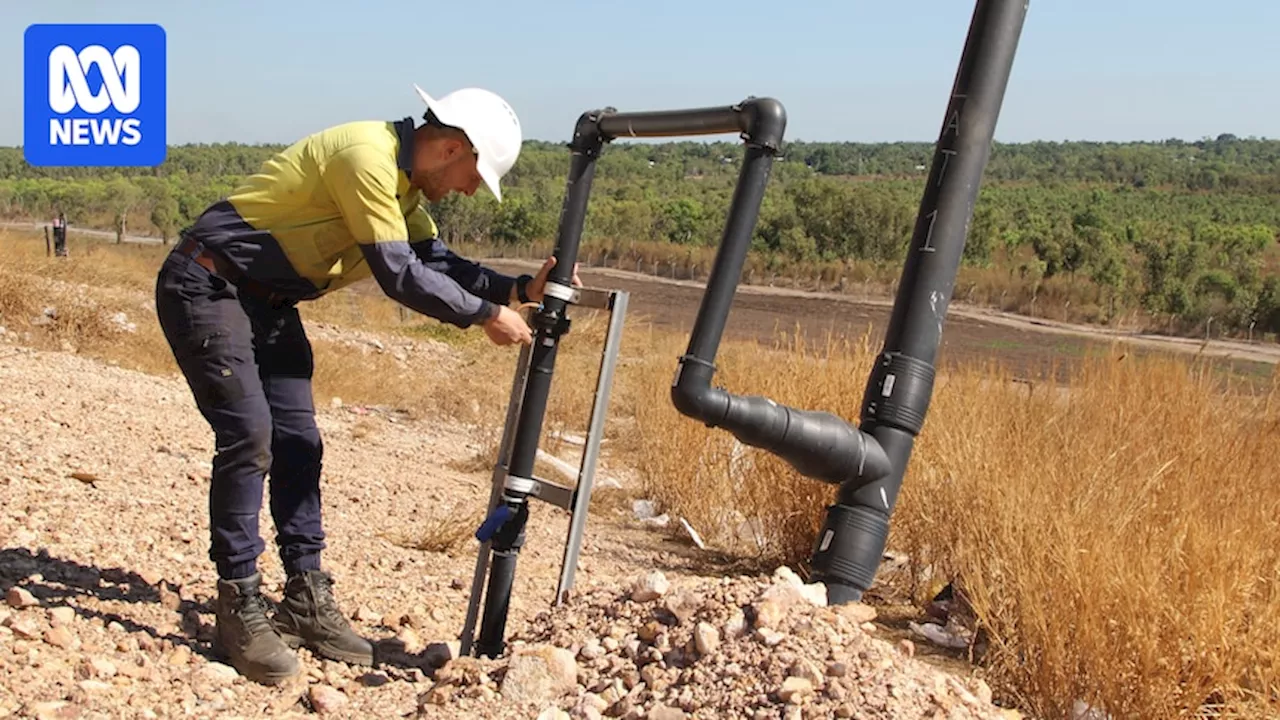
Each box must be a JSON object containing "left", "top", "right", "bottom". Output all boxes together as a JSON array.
[{"left": 516, "top": 274, "right": 535, "bottom": 304}]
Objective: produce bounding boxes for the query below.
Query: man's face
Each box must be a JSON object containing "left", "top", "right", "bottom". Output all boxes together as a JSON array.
[{"left": 413, "top": 132, "right": 484, "bottom": 203}]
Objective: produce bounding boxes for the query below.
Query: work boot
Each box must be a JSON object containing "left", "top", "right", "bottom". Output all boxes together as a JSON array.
[
  {"left": 212, "top": 573, "right": 300, "bottom": 685},
  {"left": 274, "top": 570, "right": 374, "bottom": 666}
]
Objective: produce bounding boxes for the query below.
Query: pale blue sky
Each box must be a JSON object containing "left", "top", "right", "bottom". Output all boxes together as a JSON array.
[{"left": 3, "top": 0, "right": 1277, "bottom": 146}]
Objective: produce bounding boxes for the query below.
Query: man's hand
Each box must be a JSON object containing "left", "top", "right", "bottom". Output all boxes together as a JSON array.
[
  {"left": 526, "top": 256, "right": 583, "bottom": 302},
  {"left": 483, "top": 305, "right": 533, "bottom": 346}
]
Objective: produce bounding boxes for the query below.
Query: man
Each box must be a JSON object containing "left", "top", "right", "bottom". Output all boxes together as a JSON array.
[{"left": 154, "top": 85, "right": 578, "bottom": 684}]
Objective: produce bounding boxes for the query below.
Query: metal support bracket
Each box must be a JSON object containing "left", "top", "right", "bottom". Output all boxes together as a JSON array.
[{"left": 459, "top": 287, "right": 629, "bottom": 656}]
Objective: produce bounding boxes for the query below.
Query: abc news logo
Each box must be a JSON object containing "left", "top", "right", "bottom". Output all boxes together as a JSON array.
[
  {"left": 48, "top": 44, "right": 143, "bottom": 147},
  {"left": 24, "top": 24, "right": 167, "bottom": 167}
]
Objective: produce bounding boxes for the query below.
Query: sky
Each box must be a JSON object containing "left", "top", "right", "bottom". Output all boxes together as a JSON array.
[{"left": 2, "top": 0, "right": 1278, "bottom": 147}]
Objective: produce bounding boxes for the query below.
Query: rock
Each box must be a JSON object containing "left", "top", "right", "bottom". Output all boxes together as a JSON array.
[
  {"left": 970, "top": 678, "right": 994, "bottom": 705},
  {"left": 722, "top": 609, "right": 747, "bottom": 638},
  {"left": 9, "top": 619, "right": 40, "bottom": 640},
  {"left": 898, "top": 639, "right": 915, "bottom": 658},
  {"left": 78, "top": 656, "right": 117, "bottom": 678},
  {"left": 28, "top": 700, "right": 78, "bottom": 720},
  {"left": 47, "top": 606, "right": 75, "bottom": 626},
  {"left": 661, "top": 591, "right": 703, "bottom": 624},
  {"left": 778, "top": 676, "right": 814, "bottom": 703},
  {"left": 6, "top": 587, "right": 38, "bottom": 608},
  {"left": 501, "top": 644, "right": 578, "bottom": 706},
  {"left": 648, "top": 705, "right": 686, "bottom": 720},
  {"left": 752, "top": 599, "right": 785, "bottom": 630},
  {"left": 755, "top": 628, "right": 785, "bottom": 647},
  {"left": 536, "top": 708, "right": 571, "bottom": 720},
  {"left": 308, "top": 685, "right": 348, "bottom": 714},
  {"left": 157, "top": 585, "right": 182, "bottom": 611},
  {"left": 200, "top": 662, "right": 240, "bottom": 684},
  {"left": 354, "top": 606, "right": 381, "bottom": 624},
  {"left": 693, "top": 622, "right": 719, "bottom": 655},
  {"left": 766, "top": 566, "right": 828, "bottom": 607},
  {"left": 835, "top": 602, "right": 878, "bottom": 624},
  {"left": 43, "top": 627, "right": 75, "bottom": 649},
  {"left": 789, "top": 659, "right": 825, "bottom": 687},
  {"left": 630, "top": 571, "right": 670, "bottom": 602},
  {"left": 396, "top": 625, "right": 424, "bottom": 654},
  {"left": 167, "top": 645, "right": 193, "bottom": 666},
  {"left": 77, "top": 679, "right": 113, "bottom": 694},
  {"left": 578, "top": 693, "right": 608, "bottom": 715}
]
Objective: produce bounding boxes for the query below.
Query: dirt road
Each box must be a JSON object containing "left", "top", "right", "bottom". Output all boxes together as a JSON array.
[{"left": 484, "top": 260, "right": 1279, "bottom": 384}]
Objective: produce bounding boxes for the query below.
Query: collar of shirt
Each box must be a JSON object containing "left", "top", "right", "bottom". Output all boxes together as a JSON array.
[{"left": 394, "top": 117, "right": 416, "bottom": 180}]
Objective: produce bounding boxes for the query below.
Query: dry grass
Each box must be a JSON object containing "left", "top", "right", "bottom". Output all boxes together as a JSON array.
[
  {"left": 624, "top": 319, "right": 1280, "bottom": 718},
  {"left": 5, "top": 229, "right": 1280, "bottom": 718},
  {"left": 382, "top": 501, "right": 485, "bottom": 555},
  {"left": 897, "top": 354, "right": 1280, "bottom": 718}
]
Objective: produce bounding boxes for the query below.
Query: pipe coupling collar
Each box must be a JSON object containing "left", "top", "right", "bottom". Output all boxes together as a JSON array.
[
  {"left": 543, "top": 281, "right": 576, "bottom": 302},
  {"left": 504, "top": 474, "right": 536, "bottom": 494}
]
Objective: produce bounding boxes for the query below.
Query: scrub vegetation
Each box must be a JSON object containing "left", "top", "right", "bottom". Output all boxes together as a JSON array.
[{"left": 4, "top": 133, "right": 1280, "bottom": 340}]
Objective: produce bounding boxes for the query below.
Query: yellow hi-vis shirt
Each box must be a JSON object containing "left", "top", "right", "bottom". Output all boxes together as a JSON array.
[{"left": 181, "top": 117, "right": 516, "bottom": 327}]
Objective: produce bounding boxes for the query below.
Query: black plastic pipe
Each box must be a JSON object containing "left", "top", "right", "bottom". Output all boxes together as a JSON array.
[
  {"left": 667, "top": 100, "right": 895, "bottom": 487},
  {"left": 473, "top": 98, "right": 803, "bottom": 657},
  {"left": 809, "top": 0, "right": 1029, "bottom": 604},
  {"left": 474, "top": 111, "right": 606, "bottom": 658}
]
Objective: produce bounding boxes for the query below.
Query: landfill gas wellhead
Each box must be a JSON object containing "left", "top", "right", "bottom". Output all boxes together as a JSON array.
[{"left": 461, "top": 0, "right": 1030, "bottom": 659}]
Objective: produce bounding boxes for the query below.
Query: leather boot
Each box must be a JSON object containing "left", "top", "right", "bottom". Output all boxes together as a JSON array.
[
  {"left": 274, "top": 570, "right": 374, "bottom": 665},
  {"left": 212, "top": 573, "right": 300, "bottom": 685}
]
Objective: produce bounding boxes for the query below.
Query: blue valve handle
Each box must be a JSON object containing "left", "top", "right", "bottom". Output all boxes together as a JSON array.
[{"left": 475, "top": 504, "right": 514, "bottom": 542}]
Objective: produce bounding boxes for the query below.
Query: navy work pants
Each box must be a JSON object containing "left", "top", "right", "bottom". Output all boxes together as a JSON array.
[{"left": 154, "top": 248, "right": 326, "bottom": 580}]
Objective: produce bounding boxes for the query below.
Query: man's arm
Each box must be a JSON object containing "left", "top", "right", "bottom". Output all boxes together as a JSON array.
[
  {"left": 405, "top": 205, "right": 531, "bottom": 307},
  {"left": 322, "top": 145, "right": 499, "bottom": 328}
]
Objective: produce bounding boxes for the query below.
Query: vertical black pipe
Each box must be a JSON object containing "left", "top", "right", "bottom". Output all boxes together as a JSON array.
[
  {"left": 475, "top": 112, "right": 606, "bottom": 658},
  {"left": 810, "top": 0, "right": 1029, "bottom": 604}
]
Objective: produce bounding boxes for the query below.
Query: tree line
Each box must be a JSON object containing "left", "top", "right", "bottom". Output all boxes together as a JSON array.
[{"left": 1, "top": 133, "right": 1277, "bottom": 338}]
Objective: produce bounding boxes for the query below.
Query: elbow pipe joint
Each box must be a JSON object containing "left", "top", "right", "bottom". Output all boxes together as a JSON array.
[
  {"left": 671, "top": 355, "right": 730, "bottom": 426},
  {"left": 672, "top": 356, "right": 892, "bottom": 486},
  {"left": 737, "top": 97, "right": 787, "bottom": 152},
  {"left": 569, "top": 110, "right": 612, "bottom": 157}
]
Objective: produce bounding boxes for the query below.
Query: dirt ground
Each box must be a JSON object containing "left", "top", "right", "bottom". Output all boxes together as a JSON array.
[{"left": 0, "top": 334, "right": 1010, "bottom": 719}]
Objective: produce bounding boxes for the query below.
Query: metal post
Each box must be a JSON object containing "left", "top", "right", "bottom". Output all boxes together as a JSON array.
[{"left": 556, "top": 291, "right": 629, "bottom": 604}]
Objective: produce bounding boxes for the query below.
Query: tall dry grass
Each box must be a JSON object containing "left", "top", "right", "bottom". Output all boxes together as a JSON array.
[
  {"left": 625, "top": 319, "right": 1280, "bottom": 719},
  {"left": 901, "top": 352, "right": 1280, "bottom": 718}
]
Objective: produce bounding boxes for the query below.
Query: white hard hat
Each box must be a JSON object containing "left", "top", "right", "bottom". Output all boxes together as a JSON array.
[{"left": 413, "top": 84, "right": 522, "bottom": 202}]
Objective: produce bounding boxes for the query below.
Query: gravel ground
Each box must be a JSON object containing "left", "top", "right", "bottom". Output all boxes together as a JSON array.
[{"left": 0, "top": 336, "right": 1020, "bottom": 719}]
